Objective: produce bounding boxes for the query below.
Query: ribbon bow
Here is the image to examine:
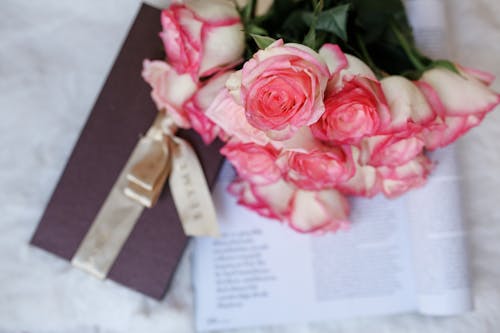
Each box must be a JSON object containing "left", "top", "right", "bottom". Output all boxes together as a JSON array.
[{"left": 72, "top": 112, "right": 219, "bottom": 279}]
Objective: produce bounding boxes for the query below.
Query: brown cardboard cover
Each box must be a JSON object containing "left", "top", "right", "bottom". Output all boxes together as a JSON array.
[{"left": 30, "top": 3, "right": 224, "bottom": 300}]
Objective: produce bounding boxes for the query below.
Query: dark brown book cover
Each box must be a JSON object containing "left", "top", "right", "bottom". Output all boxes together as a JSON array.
[{"left": 30, "top": 3, "right": 224, "bottom": 300}]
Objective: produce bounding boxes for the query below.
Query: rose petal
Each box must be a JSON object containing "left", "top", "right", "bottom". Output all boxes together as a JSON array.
[
  {"left": 142, "top": 59, "right": 198, "bottom": 127},
  {"left": 422, "top": 114, "right": 486, "bottom": 150},
  {"left": 287, "top": 190, "right": 350, "bottom": 233},
  {"left": 228, "top": 178, "right": 295, "bottom": 220},
  {"left": 378, "top": 155, "right": 434, "bottom": 198},
  {"left": 192, "top": 71, "right": 233, "bottom": 110},
  {"left": 342, "top": 54, "right": 377, "bottom": 80},
  {"left": 337, "top": 147, "right": 379, "bottom": 197},
  {"left": 199, "top": 23, "right": 245, "bottom": 76},
  {"left": 381, "top": 76, "right": 436, "bottom": 131},
  {"left": 186, "top": 0, "right": 241, "bottom": 23},
  {"left": 205, "top": 89, "right": 271, "bottom": 145},
  {"left": 457, "top": 64, "right": 496, "bottom": 86},
  {"left": 221, "top": 142, "right": 282, "bottom": 185},
  {"left": 361, "top": 134, "right": 425, "bottom": 167},
  {"left": 420, "top": 68, "right": 500, "bottom": 117},
  {"left": 319, "top": 43, "right": 348, "bottom": 77}
]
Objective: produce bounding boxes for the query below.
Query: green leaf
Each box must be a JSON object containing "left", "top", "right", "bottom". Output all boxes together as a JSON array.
[
  {"left": 302, "top": 0, "right": 323, "bottom": 49},
  {"left": 250, "top": 34, "right": 277, "bottom": 49},
  {"left": 303, "top": 26, "right": 317, "bottom": 49},
  {"left": 315, "top": 4, "right": 351, "bottom": 41},
  {"left": 430, "top": 59, "right": 460, "bottom": 74},
  {"left": 247, "top": 24, "right": 268, "bottom": 36},
  {"left": 352, "top": 0, "right": 411, "bottom": 43},
  {"left": 243, "top": 0, "right": 257, "bottom": 21}
]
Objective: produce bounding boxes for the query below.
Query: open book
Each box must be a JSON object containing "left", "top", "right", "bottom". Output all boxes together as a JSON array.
[
  {"left": 192, "top": 147, "right": 472, "bottom": 331},
  {"left": 193, "top": 1, "right": 472, "bottom": 331}
]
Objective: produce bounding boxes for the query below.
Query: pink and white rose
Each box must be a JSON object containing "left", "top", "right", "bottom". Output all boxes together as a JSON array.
[
  {"left": 143, "top": 60, "right": 239, "bottom": 142},
  {"left": 228, "top": 177, "right": 350, "bottom": 233},
  {"left": 142, "top": 59, "right": 198, "bottom": 127},
  {"left": 336, "top": 147, "right": 379, "bottom": 197},
  {"left": 360, "top": 134, "right": 425, "bottom": 167},
  {"left": 183, "top": 71, "right": 234, "bottom": 143},
  {"left": 160, "top": 0, "right": 245, "bottom": 79},
  {"left": 221, "top": 142, "right": 282, "bottom": 185},
  {"left": 287, "top": 189, "right": 350, "bottom": 233},
  {"left": 281, "top": 147, "right": 354, "bottom": 190},
  {"left": 144, "top": 3, "right": 500, "bottom": 234},
  {"left": 311, "top": 75, "right": 389, "bottom": 145},
  {"left": 417, "top": 67, "right": 500, "bottom": 149},
  {"left": 228, "top": 39, "right": 330, "bottom": 140},
  {"left": 205, "top": 89, "right": 273, "bottom": 146},
  {"left": 377, "top": 154, "right": 434, "bottom": 198},
  {"left": 228, "top": 178, "right": 295, "bottom": 220}
]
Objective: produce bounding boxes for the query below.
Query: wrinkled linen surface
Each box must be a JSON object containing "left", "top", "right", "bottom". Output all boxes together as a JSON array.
[{"left": 1, "top": 0, "right": 500, "bottom": 332}]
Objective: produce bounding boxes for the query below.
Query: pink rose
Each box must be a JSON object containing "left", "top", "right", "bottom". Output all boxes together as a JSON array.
[
  {"left": 377, "top": 154, "right": 434, "bottom": 198},
  {"left": 336, "top": 147, "right": 379, "bottom": 197},
  {"left": 229, "top": 39, "right": 330, "bottom": 140},
  {"left": 228, "top": 178, "right": 350, "bottom": 233},
  {"left": 417, "top": 67, "right": 500, "bottom": 150},
  {"left": 360, "top": 134, "right": 425, "bottom": 167},
  {"left": 184, "top": 71, "right": 233, "bottom": 143},
  {"left": 281, "top": 147, "right": 354, "bottom": 190},
  {"left": 311, "top": 75, "right": 389, "bottom": 145},
  {"left": 221, "top": 142, "right": 282, "bottom": 185},
  {"left": 287, "top": 189, "right": 350, "bottom": 233},
  {"left": 142, "top": 59, "right": 198, "bottom": 127},
  {"left": 160, "top": 0, "right": 245, "bottom": 79},
  {"left": 205, "top": 89, "right": 273, "bottom": 146},
  {"left": 228, "top": 178, "right": 295, "bottom": 220}
]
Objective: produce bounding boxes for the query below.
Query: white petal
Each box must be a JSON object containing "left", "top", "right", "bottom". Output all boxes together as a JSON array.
[
  {"left": 194, "top": 71, "right": 233, "bottom": 109},
  {"left": 319, "top": 43, "right": 348, "bottom": 76},
  {"left": 186, "top": 0, "right": 240, "bottom": 22},
  {"left": 342, "top": 54, "right": 376, "bottom": 79},
  {"left": 288, "top": 190, "right": 349, "bottom": 232},
  {"left": 199, "top": 23, "right": 245, "bottom": 76},
  {"left": 421, "top": 68, "right": 500, "bottom": 116},
  {"left": 381, "top": 75, "right": 435, "bottom": 129},
  {"left": 205, "top": 90, "right": 271, "bottom": 145}
]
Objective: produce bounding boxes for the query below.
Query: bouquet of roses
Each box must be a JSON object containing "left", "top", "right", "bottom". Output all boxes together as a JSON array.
[{"left": 142, "top": 0, "right": 500, "bottom": 233}]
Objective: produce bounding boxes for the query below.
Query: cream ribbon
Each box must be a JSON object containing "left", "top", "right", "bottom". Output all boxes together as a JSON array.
[{"left": 72, "top": 113, "right": 219, "bottom": 279}]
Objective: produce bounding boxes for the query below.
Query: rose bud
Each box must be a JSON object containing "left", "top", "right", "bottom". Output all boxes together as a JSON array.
[
  {"left": 160, "top": 0, "right": 245, "bottom": 79},
  {"left": 142, "top": 59, "right": 198, "bottom": 127},
  {"left": 417, "top": 67, "right": 500, "bottom": 149}
]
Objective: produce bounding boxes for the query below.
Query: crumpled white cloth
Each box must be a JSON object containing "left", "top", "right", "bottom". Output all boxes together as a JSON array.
[{"left": 0, "top": 0, "right": 500, "bottom": 332}]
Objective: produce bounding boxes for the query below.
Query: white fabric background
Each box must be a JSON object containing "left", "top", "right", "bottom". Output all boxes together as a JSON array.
[{"left": 1, "top": 0, "right": 500, "bottom": 332}]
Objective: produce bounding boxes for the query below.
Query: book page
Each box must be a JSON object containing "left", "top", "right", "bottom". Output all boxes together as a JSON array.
[
  {"left": 407, "top": 147, "right": 472, "bottom": 315},
  {"left": 405, "top": 0, "right": 473, "bottom": 315},
  {"left": 193, "top": 163, "right": 418, "bottom": 332}
]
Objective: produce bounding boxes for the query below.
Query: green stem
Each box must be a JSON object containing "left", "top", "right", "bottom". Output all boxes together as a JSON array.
[
  {"left": 245, "top": 0, "right": 258, "bottom": 21},
  {"left": 391, "top": 23, "right": 425, "bottom": 71}
]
